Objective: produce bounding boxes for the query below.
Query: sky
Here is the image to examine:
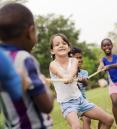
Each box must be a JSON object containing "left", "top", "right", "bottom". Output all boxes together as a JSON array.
[{"left": 25, "top": 0, "right": 117, "bottom": 45}]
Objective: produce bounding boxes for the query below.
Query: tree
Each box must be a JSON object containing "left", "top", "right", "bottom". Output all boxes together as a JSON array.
[{"left": 77, "top": 42, "right": 99, "bottom": 74}]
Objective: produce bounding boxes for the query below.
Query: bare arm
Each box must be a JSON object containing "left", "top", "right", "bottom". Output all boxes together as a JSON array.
[
  {"left": 32, "top": 86, "right": 54, "bottom": 113},
  {"left": 49, "top": 61, "right": 65, "bottom": 78},
  {"left": 49, "top": 58, "right": 78, "bottom": 83},
  {"left": 97, "top": 58, "right": 105, "bottom": 71},
  {"left": 106, "top": 63, "right": 117, "bottom": 70},
  {"left": 98, "top": 58, "right": 117, "bottom": 71},
  {"left": 69, "top": 58, "right": 78, "bottom": 78}
]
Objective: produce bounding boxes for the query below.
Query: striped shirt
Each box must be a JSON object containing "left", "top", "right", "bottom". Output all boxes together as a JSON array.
[
  {"left": 77, "top": 69, "right": 88, "bottom": 98},
  {"left": 0, "top": 48, "right": 22, "bottom": 100},
  {"left": 0, "top": 44, "right": 53, "bottom": 129}
]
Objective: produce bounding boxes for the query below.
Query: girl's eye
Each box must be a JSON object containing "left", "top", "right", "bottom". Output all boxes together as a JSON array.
[
  {"left": 54, "top": 43, "right": 59, "bottom": 46},
  {"left": 103, "top": 43, "right": 111, "bottom": 47},
  {"left": 63, "top": 42, "right": 67, "bottom": 45}
]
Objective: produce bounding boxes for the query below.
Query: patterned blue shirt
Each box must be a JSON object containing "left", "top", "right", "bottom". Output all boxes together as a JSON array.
[{"left": 77, "top": 69, "right": 88, "bottom": 98}]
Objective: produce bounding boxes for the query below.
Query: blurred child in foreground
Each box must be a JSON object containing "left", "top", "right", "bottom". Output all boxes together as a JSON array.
[{"left": 0, "top": 3, "right": 54, "bottom": 129}]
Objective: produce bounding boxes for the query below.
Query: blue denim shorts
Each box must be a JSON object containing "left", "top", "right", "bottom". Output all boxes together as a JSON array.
[{"left": 60, "top": 96, "right": 96, "bottom": 118}]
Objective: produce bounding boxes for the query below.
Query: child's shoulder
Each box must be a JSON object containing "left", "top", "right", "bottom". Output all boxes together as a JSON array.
[
  {"left": 80, "top": 69, "right": 88, "bottom": 73},
  {"left": 80, "top": 69, "right": 88, "bottom": 75},
  {"left": 49, "top": 60, "right": 56, "bottom": 67},
  {"left": 112, "top": 54, "right": 117, "bottom": 57},
  {"left": 15, "top": 50, "right": 35, "bottom": 63},
  {"left": 79, "top": 69, "right": 88, "bottom": 77},
  {"left": 17, "top": 50, "right": 31, "bottom": 57},
  {"left": 17, "top": 50, "right": 33, "bottom": 59},
  {"left": 100, "top": 56, "right": 106, "bottom": 62}
]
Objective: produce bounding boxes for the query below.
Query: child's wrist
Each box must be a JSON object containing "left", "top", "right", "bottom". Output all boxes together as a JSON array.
[{"left": 108, "top": 65, "right": 111, "bottom": 69}]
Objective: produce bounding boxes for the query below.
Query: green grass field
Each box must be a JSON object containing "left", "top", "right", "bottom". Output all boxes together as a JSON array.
[{"left": 51, "top": 87, "right": 117, "bottom": 129}]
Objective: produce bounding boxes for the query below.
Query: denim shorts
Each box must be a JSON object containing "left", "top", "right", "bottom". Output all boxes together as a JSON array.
[{"left": 60, "top": 96, "right": 96, "bottom": 118}]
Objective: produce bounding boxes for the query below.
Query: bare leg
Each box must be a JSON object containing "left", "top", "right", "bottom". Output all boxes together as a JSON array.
[
  {"left": 83, "top": 106, "right": 114, "bottom": 129},
  {"left": 82, "top": 116, "right": 91, "bottom": 129},
  {"left": 110, "top": 93, "right": 117, "bottom": 124},
  {"left": 66, "top": 112, "right": 81, "bottom": 129}
]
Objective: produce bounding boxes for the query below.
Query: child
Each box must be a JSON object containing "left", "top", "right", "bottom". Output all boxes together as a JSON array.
[
  {"left": 98, "top": 38, "right": 117, "bottom": 125},
  {"left": 70, "top": 47, "right": 91, "bottom": 129},
  {"left": 49, "top": 33, "right": 113, "bottom": 129},
  {"left": 0, "top": 3, "right": 53, "bottom": 129}
]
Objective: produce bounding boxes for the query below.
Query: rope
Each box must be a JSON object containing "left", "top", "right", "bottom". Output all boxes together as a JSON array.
[{"left": 46, "top": 70, "right": 102, "bottom": 82}]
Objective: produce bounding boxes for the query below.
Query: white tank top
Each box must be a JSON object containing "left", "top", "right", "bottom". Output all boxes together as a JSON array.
[{"left": 50, "top": 58, "right": 81, "bottom": 103}]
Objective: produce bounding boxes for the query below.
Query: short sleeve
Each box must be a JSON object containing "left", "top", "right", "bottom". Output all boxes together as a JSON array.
[{"left": 24, "top": 57, "right": 46, "bottom": 96}]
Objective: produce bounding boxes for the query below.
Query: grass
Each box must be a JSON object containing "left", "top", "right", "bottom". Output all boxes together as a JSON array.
[{"left": 51, "top": 87, "right": 117, "bottom": 129}]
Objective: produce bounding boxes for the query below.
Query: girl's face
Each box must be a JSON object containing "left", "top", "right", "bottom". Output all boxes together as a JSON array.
[
  {"left": 101, "top": 39, "right": 113, "bottom": 55},
  {"left": 73, "top": 53, "right": 83, "bottom": 68},
  {"left": 51, "top": 36, "right": 70, "bottom": 57}
]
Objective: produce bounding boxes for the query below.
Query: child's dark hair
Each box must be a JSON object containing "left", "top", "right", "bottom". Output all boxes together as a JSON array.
[
  {"left": 50, "top": 33, "right": 71, "bottom": 59},
  {"left": 0, "top": 3, "right": 34, "bottom": 41},
  {"left": 101, "top": 38, "right": 113, "bottom": 47},
  {"left": 50, "top": 33, "right": 71, "bottom": 49},
  {"left": 70, "top": 47, "right": 82, "bottom": 56}
]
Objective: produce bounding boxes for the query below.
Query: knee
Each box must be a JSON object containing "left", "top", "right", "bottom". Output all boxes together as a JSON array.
[
  {"left": 111, "top": 96, "right": 117, "bottom": 107},
  {"left": 106, "top": 116, "right": 114, "bottom": 126},
  {"left": 71, "top": 124, "right": 81, "bottom": 129},
  {"left": 83, "top": 116, "right": 91, "bottom": 124},
  {"left": 85, "top": 117, "right": 91, "bottom": 124},
  {"left": 112, "top": 100, "right": 117, "bottom": 107}
]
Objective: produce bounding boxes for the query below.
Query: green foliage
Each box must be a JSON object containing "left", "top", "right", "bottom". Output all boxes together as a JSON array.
[{"left": 77, "top": 44, "right": 100, "bottom": 77}]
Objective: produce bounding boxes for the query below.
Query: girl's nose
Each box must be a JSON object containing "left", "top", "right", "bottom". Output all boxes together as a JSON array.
[
  {"left": 59, "top": 42, "right": 64, "bottom": 47},
  {"left": 105, "top": 45, "right": 109, "bottom": 49}
]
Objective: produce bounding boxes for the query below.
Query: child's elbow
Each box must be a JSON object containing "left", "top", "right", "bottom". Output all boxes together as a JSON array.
[
  {"left": 33, "top": 94, "right": 54, "bottom": 113},
  {"left": 43, "top": 103, "right": 54, "bottom": 113}
]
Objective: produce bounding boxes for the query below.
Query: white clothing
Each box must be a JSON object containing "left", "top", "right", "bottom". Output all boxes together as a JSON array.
[{"left": 50, "top": 58, "right": 81, "bottom": 102}]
